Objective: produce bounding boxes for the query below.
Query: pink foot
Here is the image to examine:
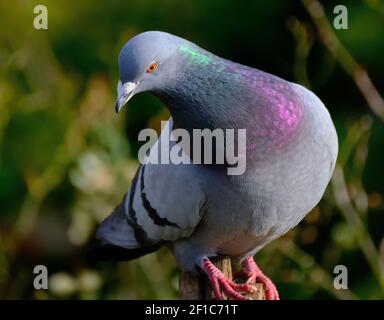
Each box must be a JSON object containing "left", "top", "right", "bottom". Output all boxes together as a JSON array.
[
  {"left": 234, "top": 257, "right": 279, "bottom": 300},
  {"left": 202, "top": 258, "right": 255, "bottom": 300}
]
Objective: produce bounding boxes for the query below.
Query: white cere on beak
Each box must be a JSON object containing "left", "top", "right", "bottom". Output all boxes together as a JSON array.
[{"left": 115, "top": 80, "right": 138, "bottom": 113}]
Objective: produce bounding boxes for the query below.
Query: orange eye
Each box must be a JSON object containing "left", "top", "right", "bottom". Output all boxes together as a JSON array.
[{"left": 146, "top": 62, "right": 158, "bottom": 73}]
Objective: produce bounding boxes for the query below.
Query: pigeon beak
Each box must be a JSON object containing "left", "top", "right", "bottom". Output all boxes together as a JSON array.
[{"left": 115, "top": 80, "right": 138, "bottom": 113}]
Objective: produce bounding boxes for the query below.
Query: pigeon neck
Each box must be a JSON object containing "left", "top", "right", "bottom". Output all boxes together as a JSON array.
[
  {"left": 153, "top": 45, "right": 305, "bottom": 159},
  {"left": 155, "top": 46, "right": 247, "bottom": 131}
]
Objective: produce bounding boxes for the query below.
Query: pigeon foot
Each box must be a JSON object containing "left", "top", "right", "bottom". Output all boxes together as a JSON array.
[
  {"left": 202, "top": 257, "right": 255, "bottom": 300},
  {"left": 234, "top": 257, "right": 279, "bottom": 300}
]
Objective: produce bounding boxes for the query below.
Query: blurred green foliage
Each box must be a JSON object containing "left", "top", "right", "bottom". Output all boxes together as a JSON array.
[{"left": 0, "top": 0, "right": 383, "bottom": 299}]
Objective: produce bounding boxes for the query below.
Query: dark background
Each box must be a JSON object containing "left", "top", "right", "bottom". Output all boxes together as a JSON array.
[{"left": 0, "top": 0, "right": 383, "bottom": 299}]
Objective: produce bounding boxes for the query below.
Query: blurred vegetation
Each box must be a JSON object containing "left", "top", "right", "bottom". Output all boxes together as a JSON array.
[{"left": 0, "top": 0, "right": 383, "bottom": 299}]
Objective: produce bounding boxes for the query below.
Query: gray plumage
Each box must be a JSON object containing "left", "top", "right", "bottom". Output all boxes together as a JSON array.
[{"left": 95, "top": 31, "right": 338, "bottom": 272}]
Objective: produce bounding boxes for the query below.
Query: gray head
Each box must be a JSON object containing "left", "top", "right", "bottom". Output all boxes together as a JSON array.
[{"left": 115, "top": 31, "right": 188, "bottom": 113}]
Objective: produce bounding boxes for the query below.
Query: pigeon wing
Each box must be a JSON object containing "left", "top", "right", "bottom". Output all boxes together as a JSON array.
[{"left": 96, "top": 119, "right": 206, "bottom": 252}]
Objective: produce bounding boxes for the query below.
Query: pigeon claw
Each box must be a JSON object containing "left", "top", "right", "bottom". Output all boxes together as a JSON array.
[
  {"left": 234, "top": 257, "right": 280, "bottom": 300},
  {"left": 202, "top": 258, "right": 253, "bottom": 300}
]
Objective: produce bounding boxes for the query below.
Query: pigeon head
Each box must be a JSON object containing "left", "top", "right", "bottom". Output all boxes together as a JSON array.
[{"left": 115, "top": 31, "right": 187, "bottom": 113}]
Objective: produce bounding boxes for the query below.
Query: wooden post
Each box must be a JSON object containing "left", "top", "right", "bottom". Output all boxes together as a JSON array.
[{"left": 179, "top": 256, "right": 265, "bottom": 300}]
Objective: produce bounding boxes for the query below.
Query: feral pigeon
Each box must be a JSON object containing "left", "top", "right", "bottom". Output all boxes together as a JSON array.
[{"left": 93, "top": 31, "right": 338, "bottom": 300}]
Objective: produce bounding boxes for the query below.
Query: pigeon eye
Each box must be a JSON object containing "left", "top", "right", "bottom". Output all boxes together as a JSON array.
[{"left": 146, "top": 62, "right": 158, "bottom": 73}]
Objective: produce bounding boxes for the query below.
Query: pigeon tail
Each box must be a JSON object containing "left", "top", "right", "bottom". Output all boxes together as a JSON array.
[{"left": 87, "top": 240, "right": 163, "bottom": 262}]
